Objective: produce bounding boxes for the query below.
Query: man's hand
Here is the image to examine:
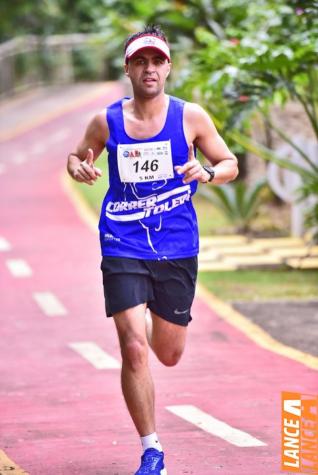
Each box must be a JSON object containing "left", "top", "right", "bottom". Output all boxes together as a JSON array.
[
  {"left": 174, "top": 144, "right": 210, "bottom": 184},
  {"left": 71, "top": 148, "right": 102, "bottom": 186}
]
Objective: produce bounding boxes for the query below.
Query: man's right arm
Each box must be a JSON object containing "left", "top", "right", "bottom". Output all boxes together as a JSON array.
[{"left": 67, "top": 110, "right": 109, "bottom": 186}]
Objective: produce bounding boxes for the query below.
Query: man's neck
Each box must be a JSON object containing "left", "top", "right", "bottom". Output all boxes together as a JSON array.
[{"left": 131, "top": 93, "right": 168, "bottom": 120}]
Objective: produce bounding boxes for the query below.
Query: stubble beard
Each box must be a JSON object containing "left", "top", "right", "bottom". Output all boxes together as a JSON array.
[{"left": 132, "top": 79, "right": 165, "bottom": 100}]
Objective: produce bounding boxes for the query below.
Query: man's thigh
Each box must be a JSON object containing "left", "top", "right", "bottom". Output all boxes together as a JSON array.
[
  {"left": 101, "top": 256, "right": 197, "bottom": 328},
  {"left": 147, "top": 257, "right": 198, "bottom": 327},
  {"left": 113, "top": 303, "right": 148, "bottom": 346},
  {"left": 150, "top": 310, "right": 188, "bottom": 356},
  {"left": 101, "top": 257, "right": 153, "bottom": 317}
]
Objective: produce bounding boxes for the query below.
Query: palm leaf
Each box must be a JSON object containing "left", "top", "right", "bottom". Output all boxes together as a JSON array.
[
  {"left": 234, "top": 181, "right": 247, "bottom": 219},
  {"left": 199, "top": 185, "right": 236, "bottom": 220},
  {"left": 199, "top": 178, "right": 268, "bottom": 232},
  {"left": 244, "top": 178, "right": 267, "bottom": 222}
]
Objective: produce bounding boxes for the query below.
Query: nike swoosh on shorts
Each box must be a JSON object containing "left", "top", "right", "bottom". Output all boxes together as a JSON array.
[{"left": 174, "top": 309, "right": 189, "bottom": 315}]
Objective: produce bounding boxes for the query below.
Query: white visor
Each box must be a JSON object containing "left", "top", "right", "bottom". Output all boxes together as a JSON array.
[{"left": 125, "top": 35, "right": 170, "bottom": 63}]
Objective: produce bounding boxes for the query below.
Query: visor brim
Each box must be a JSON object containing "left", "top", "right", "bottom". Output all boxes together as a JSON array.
[{"left": 125, "top": 46, "right": 171, "bottom": 63}]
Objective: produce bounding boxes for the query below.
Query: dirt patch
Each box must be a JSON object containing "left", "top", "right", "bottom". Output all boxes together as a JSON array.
[{"left": 233, "top": 300, "right": 318, "bottom": 356}]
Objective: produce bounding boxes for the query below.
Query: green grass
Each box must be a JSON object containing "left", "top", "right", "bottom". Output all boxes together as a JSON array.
[
  {"left": 74, "top": 150, "right": 109, "bottom": 215},
  {"left": 199, "top": 270, "right": 318, "bottom": 302}
]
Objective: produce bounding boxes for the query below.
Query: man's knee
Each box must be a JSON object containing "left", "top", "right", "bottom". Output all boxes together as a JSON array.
[
  {"left": 157, "top": 348, "right": 184, "bottom": 367},
  {"left": 120, "top": 334, "right": 148, "bottom": 371}
]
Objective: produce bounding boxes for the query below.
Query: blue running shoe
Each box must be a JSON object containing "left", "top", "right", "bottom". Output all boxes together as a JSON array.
[{"left": 134, "top": 448, "right": 167, "bottom": 475}]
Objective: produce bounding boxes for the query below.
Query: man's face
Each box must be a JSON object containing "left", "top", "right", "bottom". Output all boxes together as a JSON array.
[{"left": 124, "top": 49, "right": 171, "bottom": 98}]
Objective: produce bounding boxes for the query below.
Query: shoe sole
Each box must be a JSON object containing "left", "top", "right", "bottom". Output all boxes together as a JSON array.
[{"left": 161, "top": 469, "right": 167, "bottom": 475}]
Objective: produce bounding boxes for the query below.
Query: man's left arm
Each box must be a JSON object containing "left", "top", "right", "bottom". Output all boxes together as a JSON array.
[{"left": 177, "top": 103, "right": 239, "bottom": 185}]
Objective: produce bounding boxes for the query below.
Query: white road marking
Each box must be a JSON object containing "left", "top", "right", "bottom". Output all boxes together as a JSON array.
[
  {"left": 166, "top": 405, "right": 267, "bottom": 447},
  {"left": 12, "top": 153, "right": 27, "bottom": 164},
  {"left": 30, "top": 143, "right": 47, "bottom": 156},
  {"left": 6, "top": 259, "right": 33, "bottom": 277},
  {"left": 68, "top": 342, "right": 121, "bottom": 369},
  {"left": 33, "top": 292, "right": 67, "bottom": 316},
  {"left": 0, "top": 237, "right": 11, "bottom": 252},
  {"left": 49, "top": 128, "right": 70, "bottom": 143}
]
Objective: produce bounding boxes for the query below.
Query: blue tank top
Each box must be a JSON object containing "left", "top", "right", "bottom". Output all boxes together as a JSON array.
[{"left": 99, "top": 95, "right": 199, "bottom": 260}]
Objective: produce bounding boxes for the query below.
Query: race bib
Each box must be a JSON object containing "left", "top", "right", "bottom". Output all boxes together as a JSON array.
[{"left": 117, "top": 140, "right": 174, "bottom": 183}]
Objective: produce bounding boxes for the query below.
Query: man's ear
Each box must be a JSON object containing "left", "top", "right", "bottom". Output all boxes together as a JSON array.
[
  {"left": 166, "top": 62, "right": 172, "bottom": 77},
  {"left": 124, "top": 63, "right": 129, "bottom": 76}
]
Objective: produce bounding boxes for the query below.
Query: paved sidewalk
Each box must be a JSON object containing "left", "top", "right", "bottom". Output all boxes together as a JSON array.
[
  {"left": 199, "top": 236, "right": 318, "bottom": 271},
  {"left": 0, "top": 83, "right": 112, "bottom": 141}
]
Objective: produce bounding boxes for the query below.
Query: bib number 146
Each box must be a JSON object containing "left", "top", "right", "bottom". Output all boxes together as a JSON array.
[
  {"left": 133, "top": 159, "right": 159, "bottom": 173},
  {"left": 117, "top": 140, "right": 174, "bottom": 183}
]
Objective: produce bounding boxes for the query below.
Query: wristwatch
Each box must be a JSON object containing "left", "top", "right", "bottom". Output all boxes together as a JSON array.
[{"left": 202, "top": 166, "right": 215, "bottom": 183}]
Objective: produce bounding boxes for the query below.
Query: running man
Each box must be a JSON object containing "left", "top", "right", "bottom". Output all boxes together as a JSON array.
[{"left": 67, "top": 24, "right": 238, "bottom": 475}]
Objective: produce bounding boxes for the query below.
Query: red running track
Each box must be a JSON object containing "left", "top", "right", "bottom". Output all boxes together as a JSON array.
[{"left": 0, "top": 83, "right": 317, "bottom": 475}]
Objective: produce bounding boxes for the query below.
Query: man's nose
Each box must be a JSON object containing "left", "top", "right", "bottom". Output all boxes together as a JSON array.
[{"left": 144, "top": 61, "right": 156, "bottom": 72}]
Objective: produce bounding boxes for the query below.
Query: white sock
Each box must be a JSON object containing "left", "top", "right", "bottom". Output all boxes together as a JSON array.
[{"left": 141, "top": 432, "right": 163, "bottom": 453}]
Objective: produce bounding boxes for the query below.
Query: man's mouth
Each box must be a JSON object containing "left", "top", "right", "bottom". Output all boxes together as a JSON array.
[{"left": 143, "top": 77, "right": 157, "bottom": 83}]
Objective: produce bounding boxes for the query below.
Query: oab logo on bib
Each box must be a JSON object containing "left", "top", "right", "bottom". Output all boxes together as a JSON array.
[{"left": 117, "top": 140, "right": 174, "bottom": 183}]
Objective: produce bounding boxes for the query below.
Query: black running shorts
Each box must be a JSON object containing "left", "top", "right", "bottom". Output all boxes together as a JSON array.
[{"left": 100, "top": 256, "right": 198, "bottom": 327}]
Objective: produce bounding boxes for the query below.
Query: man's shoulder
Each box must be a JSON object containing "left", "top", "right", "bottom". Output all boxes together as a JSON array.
[
  {"left": 184, "top": 100, "right": 204, "bottom": 112},
  {"left": 91, "top": 97, "right": 123, "bottom": 130},
  {"left": 183, "top": 101, "right": 207, "bottom": 122},
  {"left": 92, "top": 109, "right": 107, "bottom": 127},
  {"left": 169, "top": 95, "right": 204, "bottom": 115},
  {"left": 86, "top": 109, "right": 108, "bottom": 141},
  {"left": 106, "top": 96, "right": 134, "bottom": 115},
  {"left": 107, "top": 97, "right": 125, "bottom": 110},
  {"left": 169, "top": 95, "right": 205, "bottom": 114},
  {"left": 169, "top": 94, "right": 185, "bottom": 104},
  {"left": 182, "top": 101, "right": 214, "bottom": 139}
]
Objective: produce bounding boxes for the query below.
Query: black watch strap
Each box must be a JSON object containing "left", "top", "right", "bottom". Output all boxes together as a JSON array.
[{"left": 202, "top": 166, "right": 215, "bottom": 183}]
